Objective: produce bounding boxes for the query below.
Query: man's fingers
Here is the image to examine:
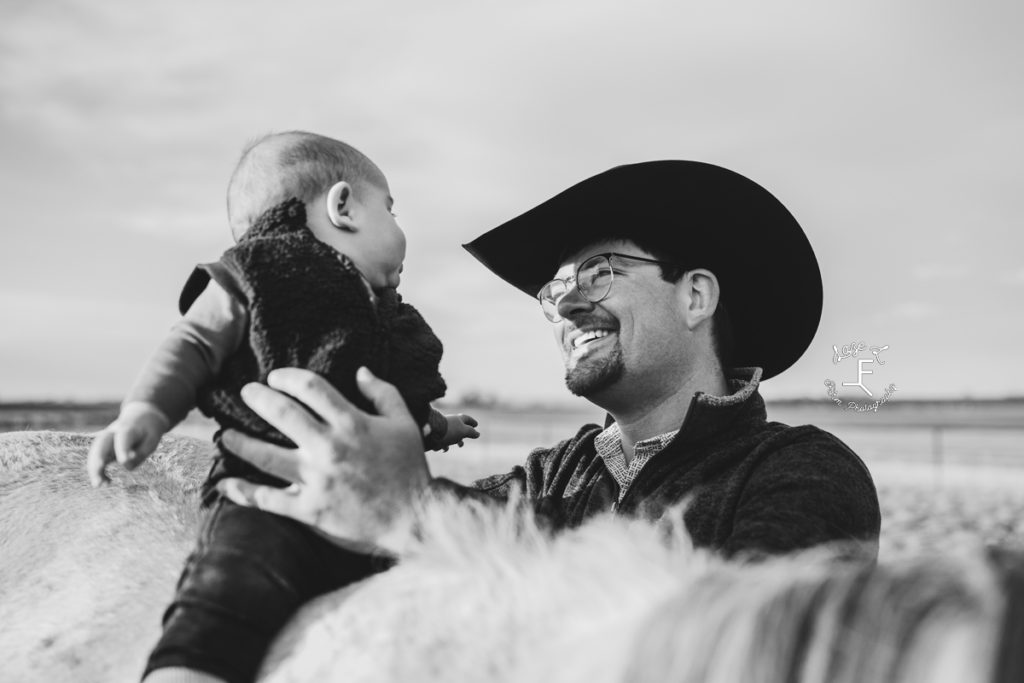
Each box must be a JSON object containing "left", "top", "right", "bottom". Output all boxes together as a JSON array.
[
  {"left": 355, "top": 367, "right": 411, "bottom": 419},
  {"left": 239, "top": 381, "right": 328, "bottom": 447},
  {"left": 217, "top": 478, "right": 309, "bottom": 522},
  {"left": 87, "top": 430, "right": 115, "bottom": 487},
  {"left": 267, "top": 368, "right": 357, "bottom": 425},
  {"left": 221, "top": 430, "right": 305, "bottom": 484}
]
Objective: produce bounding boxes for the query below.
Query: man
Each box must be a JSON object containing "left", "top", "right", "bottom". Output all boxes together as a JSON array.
[{"left": 216, "top": 160, "right": 881, "bottom": 561}]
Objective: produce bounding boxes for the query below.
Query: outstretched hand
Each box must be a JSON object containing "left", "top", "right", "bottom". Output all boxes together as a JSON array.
[
  {"left": 434, "top": 413, "right": 480, "bottom": 452},
  {"left": 216, "top": 366, "right": 429, "bottom": 555},
  {"left": 87, "top": 404, "right": 169, "bottom": 487}
]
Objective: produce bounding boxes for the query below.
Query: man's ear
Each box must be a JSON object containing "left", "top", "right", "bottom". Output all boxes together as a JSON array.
[
  {"left": 679, "top": 269, "right": 720, "bottom": 330},
  {"left": 326, "top": 181, "right": 357, "bottom": 233}
]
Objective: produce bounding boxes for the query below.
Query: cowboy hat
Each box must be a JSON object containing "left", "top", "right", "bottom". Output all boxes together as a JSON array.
[{"left": 463, "top": 160, "right": 822, "bottom": 380}]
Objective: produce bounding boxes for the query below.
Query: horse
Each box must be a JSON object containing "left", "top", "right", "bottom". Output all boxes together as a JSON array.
[{"left": 1, "top": 430, "right": 1020, "bottom": 682}]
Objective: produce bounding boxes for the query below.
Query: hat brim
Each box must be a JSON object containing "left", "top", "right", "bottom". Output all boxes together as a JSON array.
[{"left": 463, "top": 160, "right": 822, "bottom": 381}]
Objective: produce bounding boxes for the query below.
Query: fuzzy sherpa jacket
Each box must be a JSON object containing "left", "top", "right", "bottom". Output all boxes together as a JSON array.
[
  {"left": 432, "top": 367, "right": 881, "bottom": 559},
  {"left": 177, "top": 198, "right": 446, "bottom": 494}
]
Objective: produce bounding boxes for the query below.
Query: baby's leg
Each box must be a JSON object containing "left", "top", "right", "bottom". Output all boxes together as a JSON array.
[{"left": 143, "top": 496, "right": 388, "bottom": 683}]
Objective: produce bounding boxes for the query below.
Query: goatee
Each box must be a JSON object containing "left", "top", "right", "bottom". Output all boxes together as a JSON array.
[{"left": 565, "top": 345, "right": 625, "bottom": 396}]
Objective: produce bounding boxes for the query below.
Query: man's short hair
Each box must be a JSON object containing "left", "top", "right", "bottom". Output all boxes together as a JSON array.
[{"left": 226, "top": 131, "right": 385, "bottom": 239}]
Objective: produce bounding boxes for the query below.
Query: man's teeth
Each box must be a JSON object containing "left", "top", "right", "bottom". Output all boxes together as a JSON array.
[{"left": 573, "top": 330, "right": 611, "bottom": 349}]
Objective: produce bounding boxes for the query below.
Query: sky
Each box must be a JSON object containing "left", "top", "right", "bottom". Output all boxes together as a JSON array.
[{"left": 1, "top": 0, "right": 1021, "bottom": 406}]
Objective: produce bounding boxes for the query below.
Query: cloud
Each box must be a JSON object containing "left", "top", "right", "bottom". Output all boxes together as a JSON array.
[
  {"left": 1000, "top": 267, "right": 1024, "bottom": 286},
  {"left": 115, "top": 208, "right": 232, "bottom": 245},
  {"left": 0, "top": 290, "right": 174, "bottom": 342},
  {"left": 1, "top": 0, "right": 1022, "bottom": 399},
  {"left": 875, "top": 302, "right": 938, "bottom": 322},
  {"left": 911, "top": 263, "right": 972, "bottom": 281}
]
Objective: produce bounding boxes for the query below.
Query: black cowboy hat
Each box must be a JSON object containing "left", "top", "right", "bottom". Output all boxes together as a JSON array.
[{"left": 462, "top": 160, "right": 822, "bottom": 381}]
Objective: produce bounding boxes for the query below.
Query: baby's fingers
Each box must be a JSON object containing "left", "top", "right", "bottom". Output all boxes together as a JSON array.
[
  {"left": 87, "top": 430, "right": 116, "bottom": 487},
  {"left": 114, "top": 426, "right": 148, "bottom": 471},
  {"left": 460, "top": 414, "right": 479, "bottom": 428}
]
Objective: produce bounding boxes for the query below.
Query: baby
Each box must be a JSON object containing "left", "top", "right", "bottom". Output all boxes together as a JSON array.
[{"left": 88, "top": 131, "right": 478, "bottom": 683}]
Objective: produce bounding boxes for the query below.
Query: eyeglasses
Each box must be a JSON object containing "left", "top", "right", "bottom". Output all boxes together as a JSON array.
[{"left": 537, "top": 252, "right": 679, "bottom": 323}]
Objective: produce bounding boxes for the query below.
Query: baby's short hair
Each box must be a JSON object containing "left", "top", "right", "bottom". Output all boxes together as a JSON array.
[{"left": 227, "top": 131, "right": 385, "bottom": 239}]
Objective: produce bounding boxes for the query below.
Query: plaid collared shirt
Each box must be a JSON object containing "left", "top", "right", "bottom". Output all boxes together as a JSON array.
[{"left": 595, "top": 422, "right": 679, "bottom": 502}]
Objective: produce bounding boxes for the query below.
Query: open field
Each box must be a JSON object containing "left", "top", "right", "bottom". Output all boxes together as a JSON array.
[{"left": 2, "top": 399, "right": 1022, "bottom": 561}]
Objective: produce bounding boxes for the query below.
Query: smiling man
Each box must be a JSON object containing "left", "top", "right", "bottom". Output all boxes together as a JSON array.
[{"left": 219, "top": 160, "right": 882, "bottom": 561}]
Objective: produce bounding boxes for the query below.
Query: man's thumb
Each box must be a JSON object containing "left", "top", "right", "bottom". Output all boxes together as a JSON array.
[{"left": 355, "top": 367, "right": 409, "bottom": 418}]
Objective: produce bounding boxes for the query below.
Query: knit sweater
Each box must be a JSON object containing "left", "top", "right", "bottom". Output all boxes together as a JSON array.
[
  {"left": 432, "top": 367, "right": 881, "bottom": 559},
  {"left": 177, "top": 199, "right": 446, "bottom": 491}
]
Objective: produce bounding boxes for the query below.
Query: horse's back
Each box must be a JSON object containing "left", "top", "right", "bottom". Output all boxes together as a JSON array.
[{"left": 0, "top": 430, "right": 211, "bottom": 681}]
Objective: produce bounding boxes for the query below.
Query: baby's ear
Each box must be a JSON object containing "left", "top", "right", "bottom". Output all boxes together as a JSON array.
[{"left": 326, "top": 181, "right": 357, "bottom": 232}]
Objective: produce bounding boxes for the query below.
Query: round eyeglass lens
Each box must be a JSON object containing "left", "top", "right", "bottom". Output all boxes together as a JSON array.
[
  {"left": 541, "top": 298, "right": 560, "bottom": 322},
  {"left": 539, "top": 282, "right": 566, "bottom": 321},
  {"left": 577, "top": 255, "right": 614, "bottom": 302}
]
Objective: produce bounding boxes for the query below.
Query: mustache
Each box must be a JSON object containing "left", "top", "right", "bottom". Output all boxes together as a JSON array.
[{"left": 563, "top": 313, "right": 619, "bottom": 331}]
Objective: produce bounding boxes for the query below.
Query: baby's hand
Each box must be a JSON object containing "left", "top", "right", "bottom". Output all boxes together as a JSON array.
[
  {"left": 437, "top": 413, "right": 480, "bottom": 452},
  {"left": 87, "top": 403, "right": 170, "bottom": 487}
]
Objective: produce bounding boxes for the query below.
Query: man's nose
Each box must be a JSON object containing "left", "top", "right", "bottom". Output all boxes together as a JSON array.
[{"left": 555, "top": 285, "right": 593, "bottom": 320}]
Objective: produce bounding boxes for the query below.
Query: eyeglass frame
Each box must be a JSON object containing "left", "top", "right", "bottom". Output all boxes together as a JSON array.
[{"left": 536, "top": 252, "right": 682, "bottom": 323}]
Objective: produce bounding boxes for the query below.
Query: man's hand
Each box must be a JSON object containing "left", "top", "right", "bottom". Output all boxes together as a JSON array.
[
  {"left": 216, "top": 366, "right": 428, "bottom": 555},
  {"left": 87, "top": 403, "right": 169, "bottom": 487}
]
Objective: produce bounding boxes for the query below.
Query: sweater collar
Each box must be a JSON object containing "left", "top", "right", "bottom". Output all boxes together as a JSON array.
[
  {"left": 601, "top": 367, "right": 767, "bottom": 447},
  {"left": 671, "top": 366, "right": 767, "bottom": 446},
  {"left": 242, "top": 198, "right": 309, "bottom": 240},
  {"left": 240, "top": 198, "right": 375, "bottom": 298}
]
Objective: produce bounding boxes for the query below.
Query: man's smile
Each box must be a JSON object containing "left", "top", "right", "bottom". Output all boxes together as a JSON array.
[{"left": 566, "top": 326, "right": 618, "bottom": 357}]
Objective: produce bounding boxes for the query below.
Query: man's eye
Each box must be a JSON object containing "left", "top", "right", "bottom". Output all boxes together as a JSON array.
[{"left": 582, "top": 269, "right": 612, "bottom": 286}]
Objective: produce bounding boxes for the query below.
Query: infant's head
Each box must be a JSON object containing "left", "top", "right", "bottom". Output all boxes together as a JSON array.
[{"left": 227, "top": 131, "right": 406, "bottom": 290}]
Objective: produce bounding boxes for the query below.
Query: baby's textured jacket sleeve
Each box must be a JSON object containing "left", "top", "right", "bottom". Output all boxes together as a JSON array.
[
  {"left": 124, "top": 275, "right": 247, "bottom": 427},
  {"left": 422, "top": 408, "right": 450, "bottom": 450}
]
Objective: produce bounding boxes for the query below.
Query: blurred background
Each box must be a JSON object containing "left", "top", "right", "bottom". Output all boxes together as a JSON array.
[{"left": 1, "top": 1, "right": 1022, "bottom": 527}]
